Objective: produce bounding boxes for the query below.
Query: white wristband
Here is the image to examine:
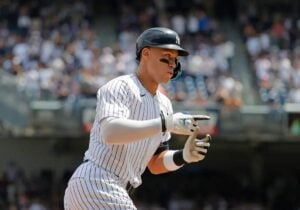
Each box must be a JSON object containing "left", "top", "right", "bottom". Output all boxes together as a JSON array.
[{"left": 163, "top": 150, "right": 183, "bottom": 171}]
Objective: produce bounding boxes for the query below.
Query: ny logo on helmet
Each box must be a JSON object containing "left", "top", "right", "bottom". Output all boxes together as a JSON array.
[{"left": 175, "top": 35, "right": 180, "bottom": 45}]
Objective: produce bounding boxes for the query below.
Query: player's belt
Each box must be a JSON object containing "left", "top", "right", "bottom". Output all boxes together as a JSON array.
[{"left": 126, "top": 182, "right": 135, "bottom": 195}]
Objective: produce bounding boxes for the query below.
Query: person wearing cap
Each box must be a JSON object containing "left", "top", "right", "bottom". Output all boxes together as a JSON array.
[{"left": 64, "top": 27, "right": 212, "bottom": 210}]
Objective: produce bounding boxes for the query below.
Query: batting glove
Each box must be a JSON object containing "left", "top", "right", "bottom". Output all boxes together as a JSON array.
[
  {"left": 183, "top": 131, "right": 211, "bottom": 163},
  {"left": 160, "top": 112, "right": 210, "bottom": 135}
]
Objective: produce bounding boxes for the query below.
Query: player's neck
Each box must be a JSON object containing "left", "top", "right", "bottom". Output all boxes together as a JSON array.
[{"left": 135, "top": 70, "right": 158, "bottom": 96}]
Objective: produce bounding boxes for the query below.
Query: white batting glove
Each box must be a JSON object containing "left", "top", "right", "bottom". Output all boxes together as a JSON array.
[
  {"left": 160, "top": 112, "right": 210, "bottom": 135},
  {"left": 183, "top": 131, "right": 211, "bottom": 163}
]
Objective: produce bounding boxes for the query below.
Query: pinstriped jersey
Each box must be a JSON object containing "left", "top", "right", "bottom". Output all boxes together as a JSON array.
[{"left": 84, "top": 74, "right": 172, "bottom": 188}]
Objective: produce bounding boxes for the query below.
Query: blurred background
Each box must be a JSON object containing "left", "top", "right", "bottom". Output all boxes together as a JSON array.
[{"left": 0, "top": 0, "right": 300, "bottom": 209}]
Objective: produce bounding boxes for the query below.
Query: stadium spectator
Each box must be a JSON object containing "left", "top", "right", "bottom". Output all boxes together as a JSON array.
[{"left": 239, "top": 1, "right": 300, "bottom": 105}]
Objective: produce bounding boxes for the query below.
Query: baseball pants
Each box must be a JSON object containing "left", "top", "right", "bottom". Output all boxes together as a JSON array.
[{"left": 64, "top": 161, "right": 136, "bottom": 210}]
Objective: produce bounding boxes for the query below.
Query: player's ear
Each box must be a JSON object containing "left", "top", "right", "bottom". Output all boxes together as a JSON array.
[{"left": 141, "top": 47, "right": 150, "bottom": 59}]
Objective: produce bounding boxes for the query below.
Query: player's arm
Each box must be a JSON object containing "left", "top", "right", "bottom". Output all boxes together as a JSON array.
[
  {"left": 101, "top": 117, "right": 162, "bottom": 145},
  {"left": 147, "top": 130, "right": 211, "bottom": 175},
  {"left": 101, "top": 113, "right": 210, "bottom": 145}
]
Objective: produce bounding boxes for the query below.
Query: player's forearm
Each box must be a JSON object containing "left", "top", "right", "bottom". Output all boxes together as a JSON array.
[
  {"left": 101, "top": 117, "right": 162, "bottom": 144},
  {"left": 147, "top": 150, "right": 184, "bottom": 174}
]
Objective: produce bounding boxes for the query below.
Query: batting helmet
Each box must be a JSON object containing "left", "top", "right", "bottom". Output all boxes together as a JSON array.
[{"left": 136, "top": 27, "right": 189, "bottom": 80}]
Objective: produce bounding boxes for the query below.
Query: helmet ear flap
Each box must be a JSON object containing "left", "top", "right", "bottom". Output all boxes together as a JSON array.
[{"left": 171, "top": 61, "right": 182, "bottom": 80}]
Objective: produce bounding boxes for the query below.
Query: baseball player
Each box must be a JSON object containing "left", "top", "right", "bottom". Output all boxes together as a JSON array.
[{"left": 64, "top": 27, "right": 212, "bottom": 210}]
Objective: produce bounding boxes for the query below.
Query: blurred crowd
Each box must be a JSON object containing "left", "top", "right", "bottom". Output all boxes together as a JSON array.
[
  {"left": 0, "top": 0, "right": 243, "bottom": 109},
  {"left": 1, "top": 161, "right": 300, "bottom": 210},
  {"left": 0, "top": 161, "right": 68, "bottom": 210},
  {"left": 134, "top": 167, "right": 300, "bottom": 210},
  {"left": 2, "top": 0, "right": 300, "bottom": 210},
  {"left": 239, "top": 1, "right": 300, "bottom": 105},
  {"left": 0, "top": 0, "right": 103, "bottom": 101}
]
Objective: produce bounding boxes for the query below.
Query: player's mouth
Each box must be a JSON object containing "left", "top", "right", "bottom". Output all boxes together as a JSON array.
[{"left": 167, "top": 71, "right": 174, "bottom": 77}]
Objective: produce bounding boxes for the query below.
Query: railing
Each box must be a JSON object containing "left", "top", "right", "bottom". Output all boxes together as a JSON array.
[
  {"left": 1, "top": 71, "right": 299, "bottom": 139},
  {"left": 1, "top": 97, "right": 299, "bottom": 140},
  {"left": 0, "top": 71, "right": 30, "bottom": 132},
  {"left": 173, "top": 104, "right": 293, "bottom": 141}
]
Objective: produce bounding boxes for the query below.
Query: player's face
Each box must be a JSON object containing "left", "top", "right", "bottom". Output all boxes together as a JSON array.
[{"left": 146, "top": 47, "right": 179, "bottom": 83}]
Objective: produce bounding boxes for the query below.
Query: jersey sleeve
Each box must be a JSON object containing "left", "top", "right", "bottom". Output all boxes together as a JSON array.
[{"left": 96, "top": 79, "right": 131, "bottom": 121}]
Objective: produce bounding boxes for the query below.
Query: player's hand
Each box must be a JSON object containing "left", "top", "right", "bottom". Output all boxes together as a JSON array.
[
  {"left": 162, "top": 112, "right": 210, "bottom": 135},
  {"left": 183, "top": 130, "right": 211, "bottom": 163}
]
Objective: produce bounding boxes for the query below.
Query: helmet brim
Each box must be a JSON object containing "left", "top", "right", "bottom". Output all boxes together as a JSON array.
[{"left": 153, "top": 44, "right": 189, "bottom": 56}]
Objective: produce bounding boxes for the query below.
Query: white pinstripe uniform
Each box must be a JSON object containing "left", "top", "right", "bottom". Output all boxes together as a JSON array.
[{"left": 64, "top": 74, "right": 172, "bottom": 209}]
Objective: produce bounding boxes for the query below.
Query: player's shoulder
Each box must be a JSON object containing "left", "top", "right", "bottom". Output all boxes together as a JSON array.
[
  {"left": 102, "top": 74, "right": 135, "bottom": 88},
  {"left": 107, "top": 74, "right": 135, "bottom": 84},
  {"left": 99, "top": 74, "right": 138, "bottom": 95}
]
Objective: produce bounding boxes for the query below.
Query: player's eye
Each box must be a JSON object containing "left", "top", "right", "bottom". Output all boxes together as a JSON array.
[
  {"left": 159, "top": 57, "right": 177, "bottom": 66},
  {"left": 160, "top": 58, "right": 170, "bottom": 64}
]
